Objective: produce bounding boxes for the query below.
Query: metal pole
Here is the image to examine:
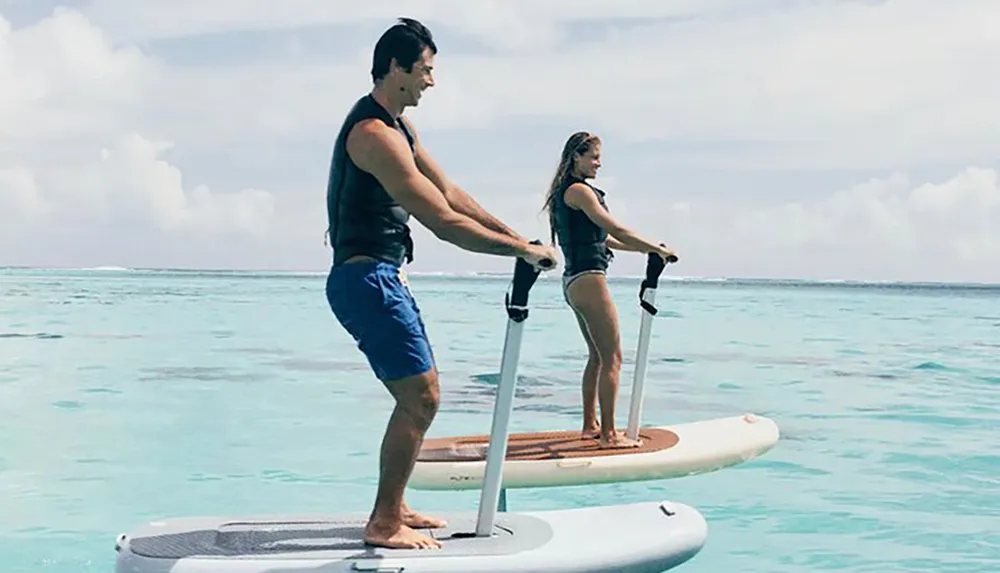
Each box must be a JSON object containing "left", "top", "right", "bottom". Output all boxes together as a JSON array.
[
  {"left": 474, "top": 313, "right": 524, "bottom": 535},
  {"left": 474, "top": 244, "right": 549, "bottom": 537},
  {"left": 626, "top": 287, "right": 657, "bottom": 441},
  {"left": 625, "top": 251, "right": 674, "bottom": 441}
]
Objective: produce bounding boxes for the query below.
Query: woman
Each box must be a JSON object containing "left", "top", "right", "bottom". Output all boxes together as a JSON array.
[{"left": 542, "top": 131, "right": 677, "bottom": 449}]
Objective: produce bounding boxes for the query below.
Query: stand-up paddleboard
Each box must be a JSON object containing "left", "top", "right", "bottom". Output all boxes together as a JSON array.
[
  {"left": 113, "top": 245, "right": 709, "bottom": 573},
  {"left": 410, "top": 252, "right": 779, "bottom": 491},
  {"left": 412, "top": 413, "right": 777, "bottom": 491}
]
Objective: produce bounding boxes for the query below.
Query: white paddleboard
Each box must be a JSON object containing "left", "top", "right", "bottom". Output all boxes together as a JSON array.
[
  {"left": 114, "top": 500, "right": 708, "bottom": 573},
  {"left": 112, "top": 248, "right": 720, "bottom": 573},
  {"left": 410, "top": 413, "right": 778, "bottom": 490}
]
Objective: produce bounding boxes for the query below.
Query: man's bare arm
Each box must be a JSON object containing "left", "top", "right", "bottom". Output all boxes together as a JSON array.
[
  {"left": 419, "top": 154, "right": 524, "bottom": 239},
  {"left": 347, "top": 119, "right": 530, "bottom": 258},
  {"left": 402, "top": 117, "right": 526, "bottom": 241}
]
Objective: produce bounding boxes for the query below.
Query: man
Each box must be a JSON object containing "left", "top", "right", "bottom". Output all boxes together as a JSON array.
[{"left": 324, "top": 18, "right": 558, "bottom": 550}]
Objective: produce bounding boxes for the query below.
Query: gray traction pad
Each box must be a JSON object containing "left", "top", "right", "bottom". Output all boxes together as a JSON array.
[{"left": 127, "top": 513, "right": 552, "bottom": 560}]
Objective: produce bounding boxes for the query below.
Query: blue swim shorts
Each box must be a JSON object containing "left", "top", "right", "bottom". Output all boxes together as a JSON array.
[{"left": 325, "top": 260, "right": 435, "bottom": 382}]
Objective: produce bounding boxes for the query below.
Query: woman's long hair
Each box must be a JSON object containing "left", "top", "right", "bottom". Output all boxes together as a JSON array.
[{"left": 541, "top": 131, "right": 601, "bottom": 245}]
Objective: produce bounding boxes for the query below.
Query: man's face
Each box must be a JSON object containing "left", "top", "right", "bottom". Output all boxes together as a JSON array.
[{"left": 399, "top": 48, "right": 435, "bottom": 106}]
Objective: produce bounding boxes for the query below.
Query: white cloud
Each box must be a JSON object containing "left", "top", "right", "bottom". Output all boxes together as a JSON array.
[
  {"left": 1, "top": 132, "right": 275, "bottom": 234},
  {"left": 71, "top": 1, "right": 1000, "bottom": 171},
  {"left": 0, "top": 8, "right": 152, "bottom": 141},
  {"left": 397, "top": 166, "right": 1000, "bottom": 283},
  {"left": 1, "top": 3, "right": 999, "bottom": 281},
  {"left": 629, "top": 167, "right": 1000, "bottom": 282},
  {"left": 414, "top": 0, "right": 1000, "bottom": 170},
  {"left": 80, "top": 0, "right": 739, "bottom": 49},
  {"left": 0, "top": 8, "right": 275, "bottom": 263},
  {"left": 0, "top": 167, "right": 44, "bottom": 228}
]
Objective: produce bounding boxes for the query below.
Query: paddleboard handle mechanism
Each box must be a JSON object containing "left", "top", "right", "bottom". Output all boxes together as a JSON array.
[
  {"left": 626, "top": 246, "right": 677, "bottom": 441},
  {"left": 474, "top": 240, "right": 548, "bottom": 538}
]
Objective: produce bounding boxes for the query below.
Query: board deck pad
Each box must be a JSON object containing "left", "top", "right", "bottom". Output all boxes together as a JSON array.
[
  {"left": 129, "top": 520, "right": 370, "bottom": 558},
  {"left": 123, "top": 513, "right": 554, "bottom": 560},
  {"left": 418, "top": 428, "right": 679, "bottom": 462},
  {"left": 116, "top": 503, "right": 710, "bottom": 573}
]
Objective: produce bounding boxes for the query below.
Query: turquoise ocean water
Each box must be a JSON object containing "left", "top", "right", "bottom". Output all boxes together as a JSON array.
[{"left": 1, "top": 267, "right": 998, "bottom": 572}]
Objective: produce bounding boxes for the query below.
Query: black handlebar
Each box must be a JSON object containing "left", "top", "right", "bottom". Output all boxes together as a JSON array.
[
  {"left": 507, "top": 240, "right": 547, "bottom": 322},
  {"left": 643, "top": 245, "right": 677, "bottom": 289},
  {"left": 639, "top": 245, "right": 677, "bottom": 315},
  {"left": 644, "top": 252, "right": 666, "bottom": 290},
  {"left": 506, "top": 241, "right": 674, "bottom": 320}
]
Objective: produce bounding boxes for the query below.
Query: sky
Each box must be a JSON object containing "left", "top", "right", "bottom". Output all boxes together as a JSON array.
[{"left": 1, "top": 0, "right": 999, "bottom": 282}]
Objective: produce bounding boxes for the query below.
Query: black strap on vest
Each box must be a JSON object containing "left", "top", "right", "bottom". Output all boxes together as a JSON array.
[{"left": 397, "top": 117, "right": 417, "bottom": 264}]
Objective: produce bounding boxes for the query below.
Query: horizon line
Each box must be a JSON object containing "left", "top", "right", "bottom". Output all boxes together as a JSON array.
[{"left": 1, "top": 265, "right": 998, "bottom": 288}]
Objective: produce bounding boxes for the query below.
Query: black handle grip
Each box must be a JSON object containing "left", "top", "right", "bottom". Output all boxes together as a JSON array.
[
  {"left": 507, "top": 240, "right": 545, "bottom": 321},
  {"left": 644, "top": 245, "right": 676, "bottom": 289},
  {"left": 639, "top": 246, "right": 676, "bottom": 315},
  {"left": 645, "top": 253, "right": 666, "bottom": 289}
]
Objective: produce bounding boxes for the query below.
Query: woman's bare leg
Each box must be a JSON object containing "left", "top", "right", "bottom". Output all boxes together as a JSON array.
[{"left": 566, "top": 273, "right": 641, "bottom": 449}]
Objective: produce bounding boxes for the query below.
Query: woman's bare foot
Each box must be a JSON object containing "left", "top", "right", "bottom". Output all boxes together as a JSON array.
[
  {"left": 598, "top": 431, "right": 642, "bottom": 449},
  {"left": 581, "top": 423, "right": 601, "bottom": 440},
  {"left": 364, "top": 518, "right": 442, "bottom": 550}
]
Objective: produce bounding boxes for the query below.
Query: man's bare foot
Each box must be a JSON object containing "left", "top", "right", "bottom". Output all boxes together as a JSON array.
[
  {"left": 581, "top": 424, "right": 601, "bottom": 440},
  {"left": 598, "top": 431, "right": 643, "bottom": 449},
  {"left": 402, "top": 507, "right": 447, "bottom": 529},
  {"left": 364, "top": 519, "right": 442, "bottom": 550}
]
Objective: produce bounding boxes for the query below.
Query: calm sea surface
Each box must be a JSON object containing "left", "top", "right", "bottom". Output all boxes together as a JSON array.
[{"left": 1, "top": 268, "right": 998, "bottom": 572}]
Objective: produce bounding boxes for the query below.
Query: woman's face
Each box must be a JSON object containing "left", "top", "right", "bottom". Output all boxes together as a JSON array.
[{"left": 573, "top": 143, "right": 601, "bottom": 179}]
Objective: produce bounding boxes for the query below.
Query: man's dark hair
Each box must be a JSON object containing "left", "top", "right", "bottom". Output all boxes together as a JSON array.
[{"left": 371, "top": 17, "right": 437, "bottom": 82}]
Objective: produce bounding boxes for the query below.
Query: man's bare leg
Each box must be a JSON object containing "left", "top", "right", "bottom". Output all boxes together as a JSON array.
[{"left": 363, "top": 368, "right": 445, "bottom": 549}]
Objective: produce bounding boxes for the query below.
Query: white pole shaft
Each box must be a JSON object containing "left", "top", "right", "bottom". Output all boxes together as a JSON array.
[
  {"left": 625, "top": 287, "right": 657, "bottom": 441},
  {"left": 474, "top": 317, "right": 524, "bottom": 536}
]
